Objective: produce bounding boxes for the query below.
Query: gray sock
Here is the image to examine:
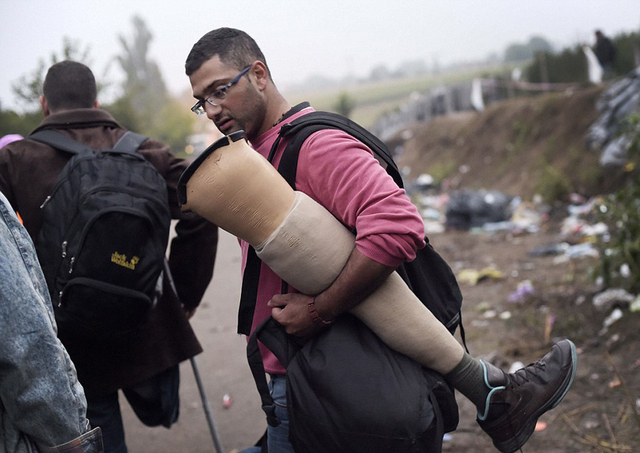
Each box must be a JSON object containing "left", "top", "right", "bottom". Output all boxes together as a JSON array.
[{"left": 444, "top": 352, "right": 490, "bottom": 412}]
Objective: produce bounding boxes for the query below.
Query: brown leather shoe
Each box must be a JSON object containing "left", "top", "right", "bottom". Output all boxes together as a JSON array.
[{"left": 477, "top": 339, "right": 577, "bottom": 453}]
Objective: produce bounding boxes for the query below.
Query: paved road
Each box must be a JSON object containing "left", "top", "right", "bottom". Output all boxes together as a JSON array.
[{"left": 121, "top": 230, "right": 266, "bottom": 453}]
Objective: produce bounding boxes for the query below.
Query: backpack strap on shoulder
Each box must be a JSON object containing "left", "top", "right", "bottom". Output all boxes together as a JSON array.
[
  {"left": 276, "top": 111, "right": 405, "bottom": 188},
  {"left": 28, "top": 130, "right": 93, "bottom": 155},
  {"left": 113, "top": 131, "right": 148, "bottom": 153}
]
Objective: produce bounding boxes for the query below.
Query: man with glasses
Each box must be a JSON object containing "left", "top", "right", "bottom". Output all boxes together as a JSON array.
[
  {"left": 185, "top": 28, "right": 576, "bottom": 453},
  {"left": 0, "top": 61, "right": 218, "bottom": 453}
]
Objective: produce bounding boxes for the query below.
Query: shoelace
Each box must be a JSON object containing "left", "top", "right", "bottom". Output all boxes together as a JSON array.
[{"left": 509, "top": 360, "right": 547, "bottom": 386}]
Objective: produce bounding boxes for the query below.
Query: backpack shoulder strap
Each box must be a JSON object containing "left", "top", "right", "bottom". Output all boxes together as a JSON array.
[
  {"left": 273, "top": 111, "right": 405, "bottom": 189},
  {"left": 28, "top": 130, "right": 92, "bottom": 155},
  {"left": 113, "top": 131, "right": 148, "bottom": 153}
]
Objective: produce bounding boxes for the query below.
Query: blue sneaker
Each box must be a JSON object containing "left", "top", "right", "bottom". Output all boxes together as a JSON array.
[{"left": 477, "top": 339, "right": 577, "bottom": 453}]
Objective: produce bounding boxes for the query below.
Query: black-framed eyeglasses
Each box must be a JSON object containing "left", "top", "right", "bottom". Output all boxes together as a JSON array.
[{"left": 191, "top": 65, "right": 252, "bottom": 115}]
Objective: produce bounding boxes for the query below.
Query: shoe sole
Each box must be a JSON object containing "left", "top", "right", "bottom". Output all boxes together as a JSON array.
[{"left": 495, "top": 339, "right": 578, "bottom": 453}]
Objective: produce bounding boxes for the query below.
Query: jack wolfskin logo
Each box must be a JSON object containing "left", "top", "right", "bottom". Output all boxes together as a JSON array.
[{"left": 111, "top": 252, "right": 140, "bottom": 270}]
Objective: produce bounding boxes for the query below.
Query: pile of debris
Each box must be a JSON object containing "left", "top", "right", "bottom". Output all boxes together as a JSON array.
[{"left": 586, "top": 67, "right": 640, "bottom": 166}]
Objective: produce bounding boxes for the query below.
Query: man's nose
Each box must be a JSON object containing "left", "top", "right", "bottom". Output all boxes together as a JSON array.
[{"left": 205, "top": 102, "right": 222, "bottom": 120}]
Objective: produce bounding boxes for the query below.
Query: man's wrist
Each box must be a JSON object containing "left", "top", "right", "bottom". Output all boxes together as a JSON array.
[{"left": 307, "top": 297, "right": 335, "bottom": 327}]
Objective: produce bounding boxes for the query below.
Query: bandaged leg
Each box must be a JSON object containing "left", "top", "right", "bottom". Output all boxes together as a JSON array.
[{"left": 179, "top": 134, "right": 464, "bottom": 374}]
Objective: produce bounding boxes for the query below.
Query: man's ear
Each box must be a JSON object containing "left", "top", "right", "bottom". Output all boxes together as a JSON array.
[
  {"left": 39, "top": 96, "right": 50, "bottom": 117},
  {"left": 93, "top": 100, "right": 100, "bottom": 109},
  {"left": 251, "top": 61, "right": 270, "bottom": 91}
]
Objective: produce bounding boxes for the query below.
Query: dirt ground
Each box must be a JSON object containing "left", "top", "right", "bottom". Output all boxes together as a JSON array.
[{"left": 432, "top": 223, "right": 640, "bottom": 453}]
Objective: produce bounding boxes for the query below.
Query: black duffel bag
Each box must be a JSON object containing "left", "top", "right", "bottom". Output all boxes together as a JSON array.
[{"left": 247, "top": 314, "right": 459, "bottom": 453}]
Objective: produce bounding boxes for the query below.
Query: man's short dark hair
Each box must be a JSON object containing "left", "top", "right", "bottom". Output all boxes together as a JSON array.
[
  {"left": 185, "top": 27, "right": 270, "bottom": 77},
  {"left": 43, "top": 61, "right": 97, "bottom": 112}
]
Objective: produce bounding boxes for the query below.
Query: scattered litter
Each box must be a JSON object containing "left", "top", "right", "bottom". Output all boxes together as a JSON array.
[
  {"left": 544, "top": 314, "right": 556, "bottom": 344},
  {"left": 585, "top": 66, "right": 640, "bottom": 166},
  {"left": 608, "top": 377, "right": 622, "bottom": 389},
  {"left": 509, "top": 361, "right": 525, "bottom": 374},
  {"left": 223, "top": 393, "right": 233, "bottom": 409},
  {"left": 534, "top": 421, "right": 548, "bottom": 432},
  {"left": 474, "top": 301, "right": 492, "bottom": 313},
  {"left": 528, "top": 242, "right": 569, "bottom": 257},
  {"left": 620, "top": 263, "right": 631, "bottom": 278},
  {"left": 445, "top": 189, "right": 513, "bottom": 230},
  {"left": 584, "top": 419, "right": 600, "bottom": 430},
  {"left": 483, "top": 310, "right": 497, "bottom": 319},
  {"left": 443, "top": 433, "right": 453, "bottom": 442},
  {"left": 565, "top": 242, "right": 599, "bottom": 259},
  {"left": 592, "top": 288, "right": 635, "bottom": 311},
  {"left": 631, "top": 296, "right": 640, "bottom": 312},
  {"left": 606, "top": 334, "right": 621, "bottom": 347},
  {"left": 457, "top": 267, "right": 504, "bottom": 285},
  {"left": 507, "top": 280, "right": 535, "bottom": 303},
  {"left": 603, "top": 308, "right": 624, "bottom": 328},
  {"left": 499, "top": 311, "right": 512, "bottom": 320},
  {"left": 471, "top": 320, "right": 490, "bottom": 328}
]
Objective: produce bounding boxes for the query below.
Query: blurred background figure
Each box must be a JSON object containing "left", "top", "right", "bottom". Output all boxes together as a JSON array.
[{"left": 594, "top": 30, "right": 617, "bottom": 77}]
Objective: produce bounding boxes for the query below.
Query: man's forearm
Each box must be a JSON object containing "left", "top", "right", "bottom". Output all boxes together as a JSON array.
[{"left": 313, "top": 247, "right": 396, "bottom": 322}]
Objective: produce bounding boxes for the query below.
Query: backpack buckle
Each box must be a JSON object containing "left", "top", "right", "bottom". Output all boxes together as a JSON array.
[{"left": 262, "top": 403, "right": 281, "bottom": 427}]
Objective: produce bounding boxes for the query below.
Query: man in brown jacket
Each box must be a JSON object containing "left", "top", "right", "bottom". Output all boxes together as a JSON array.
[{"left": 0, "top": 61, "right": 218, "bottom": 453}]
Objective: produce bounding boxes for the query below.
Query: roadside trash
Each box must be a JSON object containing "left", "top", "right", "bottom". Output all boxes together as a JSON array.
[
  {"left": 585, "top": 66, "right": 640, "bottom": 167},
  {"left": 507, "top": 280, "right": 535, "bottom": 303},
  {"left": 483, "top": 310, "right": 497, "bottom": 319},
  {"left": 509, "top": 361, "right": 525, "bottom": 374},
  {"left": 630, "top": 296, "right": 640, "bottom": 312},
  {"left": 475, "top": 301, "right": 492, "bottom": 313},
  {"left": 620, "top": 263, "right": 631, "bottom": 278},
  {"left": 544, "top": 314, "right": 556, "bottom": 344},
  {"left": 223, "top": 393, "right": 233, "bottom": 409},
  {"left": 457, "top": 267, "right": 504, "bottom": 285},
  {"left": 499, "top": 311, "right": 512, "bottom": 320},
  {"left": 443, "top": 433, "right": 453, "bottom": 442},
  {"left": 608, "top": 377, "right": 622, "bottom": 389},
  {"left": 553, "top": 242, "right": 599, "bottom": 264},
  {"left": 445, "top": 189, "right": 512, "bottom": 230},
  {"left": 534, "top": 421, "right": 548, "bottom": 432},
  {"left": 528, "top": 242, "right": 569, "bottom": 257},
  {"left": 603, "top": 308, "right": 624, "bottom": 328},
  {"left": 592, "top": 288, "right": 635, "bottom": 311}
]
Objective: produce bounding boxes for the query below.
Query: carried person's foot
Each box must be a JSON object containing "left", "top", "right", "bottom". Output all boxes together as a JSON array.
[{"left": 477, "top": 339, "right": 577, "bottom": 453}]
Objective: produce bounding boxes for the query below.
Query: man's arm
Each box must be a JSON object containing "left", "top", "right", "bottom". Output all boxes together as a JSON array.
[
  {"left": 268, "top": 129, "right": 424, "bottom": 337},
  {"left": 0, "top": 195, "right": 102, "bottom": 452},
  {"left": 269, "top": 247, "right": 395, "bottom": 337}
]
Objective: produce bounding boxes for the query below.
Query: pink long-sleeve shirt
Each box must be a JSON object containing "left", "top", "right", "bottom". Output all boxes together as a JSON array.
[{"left": 243, "top": 105, "right": 426, "bottom": 374}]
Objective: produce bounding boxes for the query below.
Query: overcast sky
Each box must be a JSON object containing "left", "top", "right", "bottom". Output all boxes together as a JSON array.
[{"left": 1, "top": 0, "right": 639, "bottom": 111}]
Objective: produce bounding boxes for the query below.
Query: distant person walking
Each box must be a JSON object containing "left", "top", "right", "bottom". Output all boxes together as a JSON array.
[
  {"left": 594, "top": 30, "right": 616, "bottom": 77},
  {"left": 0, "top": 61, "right": 218, "bottom": 453}
]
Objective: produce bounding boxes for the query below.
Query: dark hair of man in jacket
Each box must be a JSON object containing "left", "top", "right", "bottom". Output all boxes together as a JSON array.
[{"left": 42, "top": 61, "right": 97, "bottom": 113}]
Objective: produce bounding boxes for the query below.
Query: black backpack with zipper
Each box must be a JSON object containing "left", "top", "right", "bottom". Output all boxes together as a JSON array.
[{"left": 29, "top": 130, "right": 171, "bottom": 338}]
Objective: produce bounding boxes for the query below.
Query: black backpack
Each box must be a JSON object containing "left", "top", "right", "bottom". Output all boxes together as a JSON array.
[
  {"left": 242, "top": 110, "right": 465, "bottom": 452},
  {"left": 29, "top": 130, "right": 171, "bottom": 338},
  {"left": 248, "top": 315, "right": 459, "bottom": 453}
]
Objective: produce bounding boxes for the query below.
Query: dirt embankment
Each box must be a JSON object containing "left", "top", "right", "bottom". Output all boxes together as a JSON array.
[
  {"left": 394, "top": 85, "right": 629, "bottom": 202},
  {"left": 391, "top": 87, "right": 640, "bottom": 452}
]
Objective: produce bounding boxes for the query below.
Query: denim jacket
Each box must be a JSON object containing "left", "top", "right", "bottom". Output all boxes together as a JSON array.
[{"left": 0, "top": 191, "right": 102, "bottom": 453}]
